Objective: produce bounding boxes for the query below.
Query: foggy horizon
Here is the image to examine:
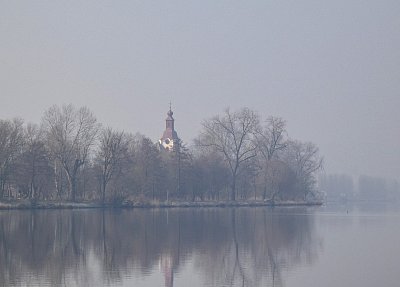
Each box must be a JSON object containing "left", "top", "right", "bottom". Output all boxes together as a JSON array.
[{"left": 1, "top": 1, "right": 399, "bottom": 180}]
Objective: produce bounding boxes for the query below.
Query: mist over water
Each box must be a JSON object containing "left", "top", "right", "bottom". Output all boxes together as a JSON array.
[{"left": 1, "top": 203, "right": 399, "bottom": 287}]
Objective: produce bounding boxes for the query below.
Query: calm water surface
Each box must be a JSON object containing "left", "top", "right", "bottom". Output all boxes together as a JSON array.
[{"left": 0, "top": 203, "right": 399, "bottom": 287}]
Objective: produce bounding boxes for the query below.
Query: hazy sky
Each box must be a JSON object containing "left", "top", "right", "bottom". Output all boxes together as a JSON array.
[{"left": 1, "top": 1, "right": 399, "bottom": 179}]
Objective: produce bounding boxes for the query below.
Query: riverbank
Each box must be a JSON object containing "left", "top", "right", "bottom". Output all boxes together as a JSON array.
[{"left": 0, "top": 199, "right": 323, "bottom": 210}]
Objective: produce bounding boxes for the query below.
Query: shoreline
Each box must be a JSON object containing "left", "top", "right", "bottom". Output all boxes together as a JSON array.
[{"left": 0, "top": 200, "right": 323, "bottom": 210}]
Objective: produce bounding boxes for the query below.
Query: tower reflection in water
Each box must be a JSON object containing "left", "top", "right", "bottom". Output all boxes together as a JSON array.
[{"left": 160, "top": 253, "right": 175, "bottom": 287}]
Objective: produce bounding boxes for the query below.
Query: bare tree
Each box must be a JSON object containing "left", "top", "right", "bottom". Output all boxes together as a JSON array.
[
  {"left": 42, "top": 104, "right": 99, "bottom": 202},
  {"left": 164, "top": 139, "right": 193, "bottom": 200},
  {"left": 0, "top": 118, "right": 24, "bottom": 198},
  {"left": 133, "top": 135, "right": 164, "bottom": 200},
  {"left": 14, "top": 123, "right": 53, "bottom": 200},
  {"left": 191, "top": 150, "right": 229, "bottom": 201},
  {"left": 283, "top": 140, "right": 323, "bottom": 201},
  {"left": 263, "top": 160, "right": 296, "bottom": 202},
  {"left": 95, "top": 127, "right": 128, "bottom": 204},
  {"left": 255, "top": 117, "right": 288, "bottom": 200},
  {"left": 196, "top": 108, "right": 259, "bottom": 201},
  {"left": 256, "top": 116, "right": 287, "bottom": 161}
]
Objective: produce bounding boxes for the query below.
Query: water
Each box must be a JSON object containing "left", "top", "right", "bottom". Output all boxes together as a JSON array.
[{"left": 0, "top": 203, "right": 399, "bottom": 287}]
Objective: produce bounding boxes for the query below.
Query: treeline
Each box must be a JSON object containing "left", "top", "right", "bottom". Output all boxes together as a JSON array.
[
  {"left": 319, "top": 173, "right": 400, "bottom": 202},
  {"left": 0, "top": 105, "right": 323, "bottom": 204}
]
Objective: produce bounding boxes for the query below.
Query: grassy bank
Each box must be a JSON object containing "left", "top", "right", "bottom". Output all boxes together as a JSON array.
[{"left": 0, "top": 199, "right": 323, "bottom": 210}]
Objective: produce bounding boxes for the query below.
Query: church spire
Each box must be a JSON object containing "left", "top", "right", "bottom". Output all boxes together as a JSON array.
[
  {"left": 166, "top": 103, "right": 174, "bottom": 130},
  {"left": 159, "top": 103, "right": 179, "bottom": 151}
]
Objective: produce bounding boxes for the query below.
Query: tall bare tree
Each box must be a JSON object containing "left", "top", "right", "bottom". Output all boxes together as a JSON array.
[
  {"left": 162, "top": 139, "right": 193, "bottom": 200},
  {"left": 42, "top": 104, "right": 99, "bottom": 202},
  {"left": 133, "top": 135, "right": 163, "bottom": 200},
  {"left": 0, "top": 118, "right": 24, "bottom": 198},
  {"left": 14, "top": 123, "right": 53, "bottom": 200},
  {"left": 196, "top": 108, "right": 259, "bottom": 201},
  {"left": 255, "top": 116, "right": 288, "bottom": 200},
  {"left": 95, "top": 127, "right": 128, "bottom": 204},
  {"left": 283, "top": 140, "right": 323, "bottom": 201}
]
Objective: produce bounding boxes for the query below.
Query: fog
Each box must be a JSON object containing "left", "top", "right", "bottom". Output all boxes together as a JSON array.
[{"left": 1, "top": 1, "right": 399, "bottom": 179}]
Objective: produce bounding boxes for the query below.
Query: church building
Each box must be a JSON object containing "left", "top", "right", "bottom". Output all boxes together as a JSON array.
[{"left": 158, "top": 105, "right": 180, "bottom": 152}]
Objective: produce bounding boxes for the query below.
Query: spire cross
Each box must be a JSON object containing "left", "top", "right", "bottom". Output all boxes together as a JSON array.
[{"left": 169, "top": 101, "right": 172, "bottom": 111}]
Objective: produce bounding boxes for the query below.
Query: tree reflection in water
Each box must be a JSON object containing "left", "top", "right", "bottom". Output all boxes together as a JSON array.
[{"left": 0, "top": 207, "right": 321, "bottom": 287}]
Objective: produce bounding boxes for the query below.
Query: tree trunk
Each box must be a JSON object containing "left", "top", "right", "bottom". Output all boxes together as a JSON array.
[
  {"left": 0, "top": 179, "right": 4, "bottom": 199},
  {"left": 102, "top": 179, "right": 106, "bottom": 205},
  {"left": 263, "top": 186, "right": 267, "bottom": 200},
  {"left": 71, "top": 178, "right": 77, "bottom": 202},
  {"left": 66, "top": 172, "right": 77, "bottom": 202},
  {"left": 231, "top": 177, "right": 236, "bottom": 201},
  {"left": 54, "top": 160, "right": 61, "bottom": 199}
]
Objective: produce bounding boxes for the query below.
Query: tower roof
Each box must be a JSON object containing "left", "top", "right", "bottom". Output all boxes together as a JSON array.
[
  {"left": 166, "top": 108, "right": 174, "bottom": 120},
  {"left": 166, "top": 102, "right": 174, "bottom": 119},
  {"left": 161, "top": 104, "right": 179, "bottom": 141}
]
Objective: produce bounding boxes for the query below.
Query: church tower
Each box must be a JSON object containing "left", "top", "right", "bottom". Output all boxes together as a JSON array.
[{"left": 159, "top": 104, "right": 180, "bottom": 151}]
